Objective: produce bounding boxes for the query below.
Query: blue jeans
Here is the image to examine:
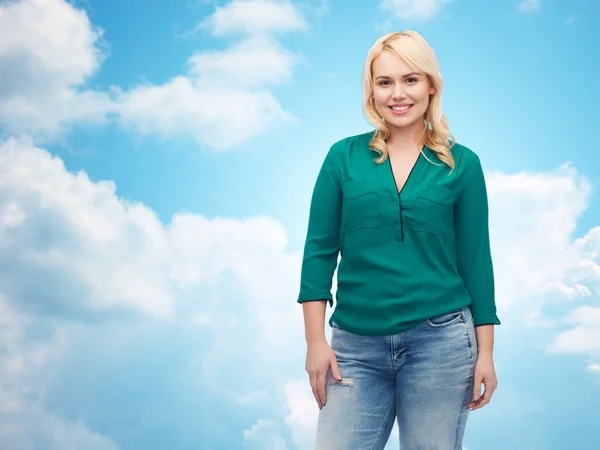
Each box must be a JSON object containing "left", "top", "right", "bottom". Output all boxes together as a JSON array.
[{"left": 314, "top": 306, "right": 478, "bottom": 450}]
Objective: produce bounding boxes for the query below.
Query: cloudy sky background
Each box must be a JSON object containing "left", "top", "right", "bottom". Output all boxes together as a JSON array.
[{"left": 0, "top": 0, "right": 599, "bottom": 449}]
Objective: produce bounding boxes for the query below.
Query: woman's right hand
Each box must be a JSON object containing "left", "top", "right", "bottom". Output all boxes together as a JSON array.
[{"left": 305, "top": 339, "right": 342, "bottom": 409}]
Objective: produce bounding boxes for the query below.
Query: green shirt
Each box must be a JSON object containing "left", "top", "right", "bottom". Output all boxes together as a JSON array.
[{"left": 297, "top": 130, "right": 501, "bottom": 336}]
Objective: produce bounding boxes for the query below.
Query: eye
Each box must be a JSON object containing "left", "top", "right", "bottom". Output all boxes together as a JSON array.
[
  {"left": 378, "top": 80, "right": 391, "bottom": 86},
  {"left": 406, "top": 77, "right": 418, "bottom": 83}
]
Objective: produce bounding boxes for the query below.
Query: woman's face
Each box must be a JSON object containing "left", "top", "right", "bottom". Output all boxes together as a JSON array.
[{"left": 371, "top": 50, "right": 435, "bottom": 131}]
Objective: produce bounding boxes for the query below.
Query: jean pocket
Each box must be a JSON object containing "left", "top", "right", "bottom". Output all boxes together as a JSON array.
[{"left": 425, "top": 309, "right": 464, "bottom": 328}]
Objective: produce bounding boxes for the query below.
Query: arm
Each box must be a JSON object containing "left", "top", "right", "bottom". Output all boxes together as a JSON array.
[
  {"left": 297, "top": 145, "right": 342, "bottom": 308},
  {"left": 470, "top": 323, "right": 497, "bottom": 410},
  {"left": 475, "top": 324, "right": 494, "bottom": 358},
  {"left": 454, "top": 153, "right": 499, "bottom": 410},
  {"left": 454, "top": 154, "right": 501, "bottom": 327},
  {"left": 298, "top": 145, "right": 343, "bottom": 409},
  {"left": 303, "top": 300, "right": 327, "bottom": 345}
]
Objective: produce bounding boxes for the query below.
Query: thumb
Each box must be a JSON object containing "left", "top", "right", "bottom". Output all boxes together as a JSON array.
[
  {"left": 330, "top": 357, "right": 342, "bottom": 381},
  {"left": 473, "top": 374, "right": 482, "bottom": 402}
]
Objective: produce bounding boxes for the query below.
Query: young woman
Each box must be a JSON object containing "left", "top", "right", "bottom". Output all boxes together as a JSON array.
[{"left": 297, "top": 30, "right": 500, "bottom": 449}]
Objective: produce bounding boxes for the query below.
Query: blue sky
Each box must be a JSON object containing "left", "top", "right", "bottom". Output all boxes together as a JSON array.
[{"left": 0, "top": 0, "right": 599, "bottom": 449}]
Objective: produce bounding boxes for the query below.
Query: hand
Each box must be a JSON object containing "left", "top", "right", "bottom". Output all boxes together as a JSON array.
[
  {"left": 305, "top": 340, "right": 342, "bottom": 409},
  {"left": 468, "top": 353, "right": 498, "bottom": 411}
]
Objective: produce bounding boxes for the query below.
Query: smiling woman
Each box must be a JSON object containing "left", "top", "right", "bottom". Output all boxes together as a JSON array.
[
  {"left": 363, "top": 30, "right": 455, "bottom": 171},
  {"left": 297, "top": 30, "right": 500, "bottom": 450}
]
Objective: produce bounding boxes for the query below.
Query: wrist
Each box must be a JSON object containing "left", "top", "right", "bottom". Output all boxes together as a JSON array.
[
  {"left": 477, "top": 349, "right": 494, "bottom": 359},
  {"left": 306, "top": 335, "right": 327, "bottom": 346}
]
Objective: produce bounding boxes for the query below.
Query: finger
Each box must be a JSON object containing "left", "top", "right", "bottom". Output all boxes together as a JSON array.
[
  {"left": 467, "top": 399, "right": 480, "bottom": 410},
  {"left": 311, "top": 387, "right": 321, "bottom": 408},
  {"left": 310, "top": 374, "right": 322, "bottom": 409},
  {"left": 475, "top": 379, "right": 496, "bottom": 405},
  {"left": 472, "top": 397, "right": 490, "bottom": 410},
  {"left": 469, "top": 386, "right": 493, "bottom": 410},
  {"left": 467, "top": 391, "right": 483, "bottom": 409},
  {"left": 330, "top": 358, "right": 342, "bottom": 381},
  {"left": 472, "top": 374, "right": 483, "bottom": 402},
  {"left": 481, "top": 382, "right": 495, "bottom": 403},
  {"left": 468, "top": 392, "right": 487, "bottom": 408},
  {"left": 317, "top": 371, "right": 327, "bottom": 407}
]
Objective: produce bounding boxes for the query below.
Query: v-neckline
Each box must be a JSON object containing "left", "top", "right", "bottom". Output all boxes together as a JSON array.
[{"left": 387, "top": 149, "right": 424, "bottom": 195}]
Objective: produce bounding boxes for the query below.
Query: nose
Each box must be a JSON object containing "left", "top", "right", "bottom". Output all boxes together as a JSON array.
[{"left": 392, "top": 85, "right": 406, "bottom": 99}]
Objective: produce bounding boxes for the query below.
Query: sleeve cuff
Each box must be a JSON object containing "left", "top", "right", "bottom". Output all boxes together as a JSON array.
[
  {"left": 297, "top": 290, "right": 333, "bottom": 307},
  {"left": 473, "top": 316, "right": 501, "bottom": 327}
]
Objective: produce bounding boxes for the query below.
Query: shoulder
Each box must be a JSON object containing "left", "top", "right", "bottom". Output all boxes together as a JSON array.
[
  {"left": 321, "top": 130, "right": 374, "bottom": 170},
  {"left": 449, "top": 141, "right": 482, "bottom": 173},
  {"left": 329, "top": 130, "right": 375, "bottom": 154}
]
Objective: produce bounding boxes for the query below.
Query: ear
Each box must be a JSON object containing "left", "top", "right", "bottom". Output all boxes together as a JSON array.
[{"left": 429, "top": 86, "right": 436, "bottom": 95}]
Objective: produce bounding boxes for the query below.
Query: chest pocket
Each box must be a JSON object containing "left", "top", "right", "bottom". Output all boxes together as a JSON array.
[
  {"left": 412, "top": 186, "right": 454, "bottom": 240},
  {"left": 342, "top": 180, "right": 381, "bottom": 233}
]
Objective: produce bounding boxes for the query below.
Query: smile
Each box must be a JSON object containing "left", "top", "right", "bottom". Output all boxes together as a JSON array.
[{"left": 388, "top": 104, "right": 413, "bottom": 115}]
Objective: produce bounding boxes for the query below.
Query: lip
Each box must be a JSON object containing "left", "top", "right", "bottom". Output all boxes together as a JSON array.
[{"left": 388, "top": 104, "right": 413, "bottom": 115}]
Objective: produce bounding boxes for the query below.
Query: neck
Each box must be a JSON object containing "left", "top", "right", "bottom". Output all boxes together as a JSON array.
[{"left": 385, "top": 120, "right": 426, "bottom": 153}]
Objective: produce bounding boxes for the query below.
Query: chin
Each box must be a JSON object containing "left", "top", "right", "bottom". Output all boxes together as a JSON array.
[{"left": 387, "top": 117, "right": 420, "bottom": 128}]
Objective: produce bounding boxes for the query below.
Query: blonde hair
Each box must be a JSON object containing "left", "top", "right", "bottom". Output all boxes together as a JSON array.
[{"left": 362, "top": 30, "right": 455, "bottom": 170}]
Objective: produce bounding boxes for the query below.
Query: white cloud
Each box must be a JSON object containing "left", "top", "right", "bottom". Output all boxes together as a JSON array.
[
  {"left": 517, "top": 0, "right": 541, "bottom": 13},
  {"left": 284, "top": 381, "right": 318, "bottom": 450},
  {"left": 0, "top": 401, "right": 119, "bottom": 450},
  {"left": 115, "top": 62, "right": 298, "bottom": 152},
  {"left": 551, "top": 305, "right": 600, "bottom": 353},
  {"left": 486, "top": 164, "right": 600, "bottom": 376},
  {"left": 115, "top": 1, "right": 307, "bottom": 151},
  {"left": 0, "top": 136, "right": 307, "bottom": 447},
  {"left": 0, "top": 296, "right": 117, "bottom": 450},
  {"left": 0, "top": 136, "right": 175, "bottom": 318},
  {"left": 187, "top": 36, "right": 303, "bottom": 88},
  {"left": 197, "top": 0, "right": 308, "bottom": 36},
  {"left": 588, "top": 364, "right": 600, "bottom": 375},
  {"left": 0, "top": 0, "right": 113, "bottom": 138},
  {"left": 0, "top": 134, "right": 308, "bottom": 319},
  {"left": 0, "top": 0, "right": 307, "bottom": 152},
  {"left": 486, "top": 163, "right": 594, "bottom": 313},
  {"left": 379, "top": 0, "right": 451, "bottom": 21},
  {"left": 550, "top": 304, "right": 600, "bottom": 374},
  {"left": 243, "top": 419, "right": 288, "bottom": 450}
]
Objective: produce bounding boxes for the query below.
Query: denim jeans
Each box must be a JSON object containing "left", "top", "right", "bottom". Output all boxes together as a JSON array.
[{"left": 314, "top": 306, "right": 478, "bottom": 450}]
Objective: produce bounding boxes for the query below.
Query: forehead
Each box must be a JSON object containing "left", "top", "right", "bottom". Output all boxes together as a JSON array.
[{"left": 372, "top": 50, "right": 417, "bottom": 76}]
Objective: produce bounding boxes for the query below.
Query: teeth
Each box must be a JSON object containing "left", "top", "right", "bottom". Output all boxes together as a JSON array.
[{"left": 391, "top": 105, "right": 411, "bottom": 111}]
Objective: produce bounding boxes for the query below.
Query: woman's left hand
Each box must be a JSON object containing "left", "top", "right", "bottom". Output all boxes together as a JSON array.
[{"left": 468, "top": 353, "right": 497, "bottom": 411}]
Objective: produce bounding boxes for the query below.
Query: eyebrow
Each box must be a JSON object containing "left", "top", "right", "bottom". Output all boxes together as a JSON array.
[{"left": 375, "top": 72, "right": 421, "bottom": 80}]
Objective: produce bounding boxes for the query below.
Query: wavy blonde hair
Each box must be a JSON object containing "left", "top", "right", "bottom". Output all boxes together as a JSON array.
[{"left": 362, "top": 30, "right": 455, "bottom": 170}]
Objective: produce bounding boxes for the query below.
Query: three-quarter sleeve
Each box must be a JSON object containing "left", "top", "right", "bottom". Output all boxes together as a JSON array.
[
  {"left": 297, "top": 145, "right": 343, "bottom": 307},
  {"left": 454, "top": 155, "right": 501, "bottom": 326}
]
